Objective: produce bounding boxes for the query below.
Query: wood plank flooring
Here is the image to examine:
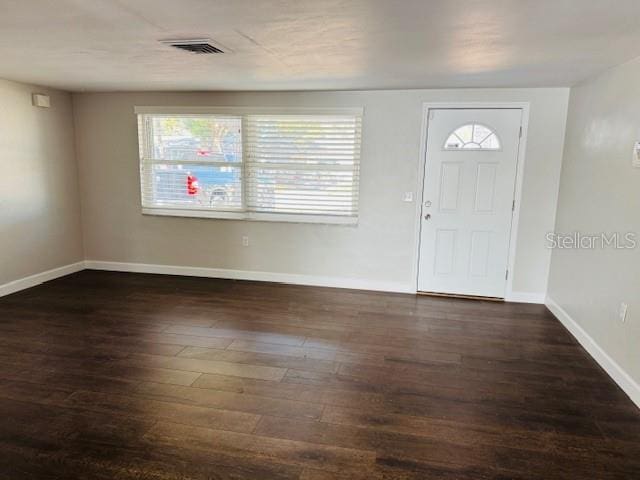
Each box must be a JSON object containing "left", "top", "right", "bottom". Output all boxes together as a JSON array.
[{"left": 0, "top": 270, "right": 639, "bottom": 479}]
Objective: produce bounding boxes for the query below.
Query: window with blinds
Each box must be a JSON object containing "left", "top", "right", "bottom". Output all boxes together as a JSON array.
[
  {"left": 244, "top": 114, "right": 361, "bottom": 218},
  {"left": 137, "top": 108, "right": 362, "bottom": 224},
  {"left": 138, "top": 114, "right": 243, "bottom": 214}
]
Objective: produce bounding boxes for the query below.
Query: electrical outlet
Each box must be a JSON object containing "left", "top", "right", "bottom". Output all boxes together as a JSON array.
[
  {"left": 242, "top": 235, "right": 249, "bottom": 247},
  {"left": 619, "top": 302, "right": 628, "bottom": 323}
]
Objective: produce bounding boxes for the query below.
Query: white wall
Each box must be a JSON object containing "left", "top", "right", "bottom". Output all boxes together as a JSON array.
[
  {"left": 0, "top": 78, "right": 83, "bottom": 287},
  {"left": 547, "top": 57, "right": 640, "bottom": 400},
  {"left": 73, "top": 88, "right": 568, "bottom": 296}
]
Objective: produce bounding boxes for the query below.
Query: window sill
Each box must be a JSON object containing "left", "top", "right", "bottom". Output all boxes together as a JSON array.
[{"left": 141, "top": 208, "right": 358, "bottom": 225}]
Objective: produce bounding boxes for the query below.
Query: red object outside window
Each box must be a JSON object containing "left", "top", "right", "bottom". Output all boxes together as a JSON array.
[{"left": 187, "top": 175, "right": 199, "bottom": 195}]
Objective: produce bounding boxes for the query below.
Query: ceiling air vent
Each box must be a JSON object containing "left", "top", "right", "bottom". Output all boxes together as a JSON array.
[{"left": 161, "top": 38, "right": 226, "bottom": 54}]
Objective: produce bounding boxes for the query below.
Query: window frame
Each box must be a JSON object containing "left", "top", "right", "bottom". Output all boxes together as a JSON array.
[{"left": 135, "top": 106, "right": 363, "bottom": 225}]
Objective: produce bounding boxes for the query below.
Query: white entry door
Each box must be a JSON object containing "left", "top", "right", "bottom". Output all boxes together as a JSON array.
[{"left": 417, "top": 108, "right": 523, "bottom": 298}]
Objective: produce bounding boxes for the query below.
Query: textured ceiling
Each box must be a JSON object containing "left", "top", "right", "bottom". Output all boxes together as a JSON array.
[{"left": 1, "top": 0, "right": 640, "bottom": 91}]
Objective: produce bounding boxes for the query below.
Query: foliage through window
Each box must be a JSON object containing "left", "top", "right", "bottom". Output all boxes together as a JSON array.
[
  {"left": 444, "top": 123, "right": 500, "bottom": 150},
  {"left": 137, "top": 110, "right": 362, "bottom": 223}
]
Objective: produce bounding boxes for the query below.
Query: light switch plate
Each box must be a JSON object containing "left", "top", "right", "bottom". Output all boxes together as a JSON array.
[
  {"left": 402, "top": 192, "right": 414, "bottom": 202},
  {"left": 633, "top": 141, "right": 640, "bottom": 168}
]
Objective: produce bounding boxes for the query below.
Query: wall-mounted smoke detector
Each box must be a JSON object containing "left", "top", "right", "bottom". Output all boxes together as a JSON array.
[{"left": 160, "top": 38, "right": 228, "bottom": 54}]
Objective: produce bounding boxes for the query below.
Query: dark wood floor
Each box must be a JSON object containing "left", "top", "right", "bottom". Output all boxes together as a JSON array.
[{"left": 1, "top": 271, "right": 639, "bottom": 479}]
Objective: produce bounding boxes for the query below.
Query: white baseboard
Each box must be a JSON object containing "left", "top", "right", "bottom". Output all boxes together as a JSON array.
[
  {"left": 84, "top": 260, "right": 415, "bottom": 294},
  {"left": 546, "top": 295, "right": 640, "bottom": 409},
  {"left": 0, "top": 261, "right": 85, "bottom": 298},
  {"left": 505, "top": 291, "right": 546, "bottom": 304},
  {"left": 0, "top": 257, "right": 549, "bottom": 305},
  {"left": 84, "top": 260, "right": 548, "bottom": 301},
  {"left": 0, "top": 258, "right": 546, "bottom": 303}
]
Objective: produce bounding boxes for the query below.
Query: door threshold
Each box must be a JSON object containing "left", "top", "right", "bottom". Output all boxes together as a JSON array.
[{"left": 417, "top": 291, "right": 504, "bottom": 302}]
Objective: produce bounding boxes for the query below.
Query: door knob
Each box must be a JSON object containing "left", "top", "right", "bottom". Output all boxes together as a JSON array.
[{"left": 424, "top": 214, "right": 431, "bottom": 220}]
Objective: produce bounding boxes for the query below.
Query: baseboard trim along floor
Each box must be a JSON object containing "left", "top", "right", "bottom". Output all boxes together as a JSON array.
[
  {"left": 0, "top": 261, "right": 85, "bottom": 298},
  {"left": 546, "top": 295, "right": 640, "bottom": 409}
]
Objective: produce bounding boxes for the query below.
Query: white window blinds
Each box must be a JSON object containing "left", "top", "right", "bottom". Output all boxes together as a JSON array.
[
  {"left": 244, "top": 114, "right": 361, "bottom": 218},
  {"left": 138, "top": 114, "right": 243, "bottom": 213},
  {"left": 137, "top": 108, "right": 362, "bottom": 223}
]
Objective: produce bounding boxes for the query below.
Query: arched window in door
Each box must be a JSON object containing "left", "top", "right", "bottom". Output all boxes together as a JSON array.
[{"left": 444, "top": 123, "right": 501, "bottom": 150}]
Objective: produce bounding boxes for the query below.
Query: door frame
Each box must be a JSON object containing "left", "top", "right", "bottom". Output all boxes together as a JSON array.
[{"left": 413, "top": 102, "right": 531, "bottom": 301}]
